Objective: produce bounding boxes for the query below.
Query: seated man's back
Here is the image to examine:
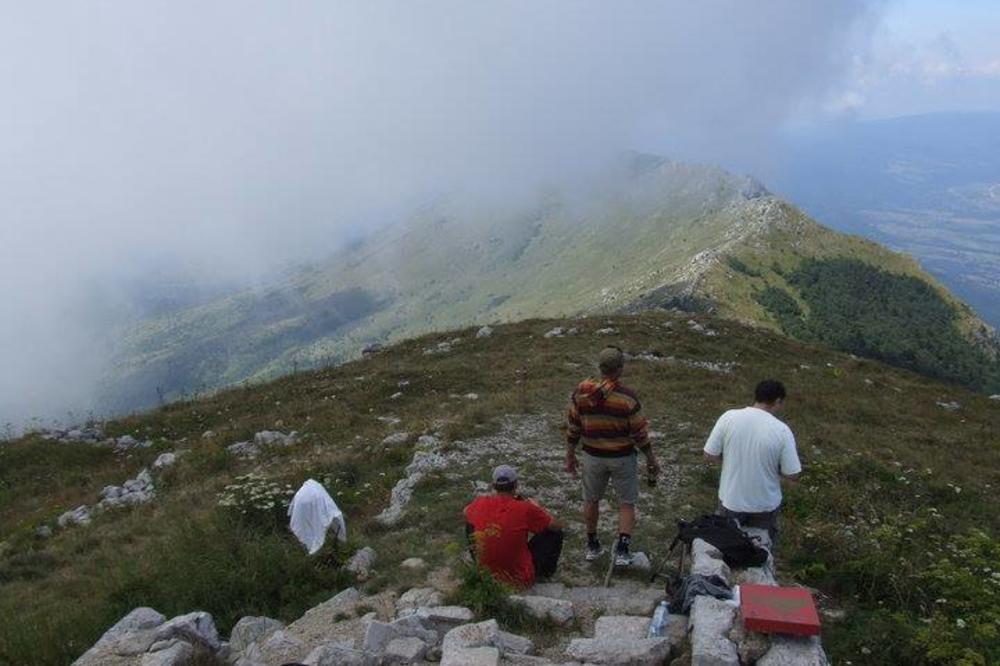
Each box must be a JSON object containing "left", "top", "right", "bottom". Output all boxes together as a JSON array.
[{"left": 465, "top": 490, "right": 554, "bottom": 588}]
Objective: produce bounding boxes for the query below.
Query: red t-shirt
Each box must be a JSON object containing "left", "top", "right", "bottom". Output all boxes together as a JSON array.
[{"left": 464, "top": 494, "right": 552, "bottom": 588}]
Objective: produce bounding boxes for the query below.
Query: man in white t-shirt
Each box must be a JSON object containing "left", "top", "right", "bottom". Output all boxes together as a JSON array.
[{"left": 703, "top": 379, "right": 801, "bottom": 545}]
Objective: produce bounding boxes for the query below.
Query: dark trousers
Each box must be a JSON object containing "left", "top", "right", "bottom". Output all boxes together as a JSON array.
[
  {"left": 466, "top": 524, "right": 563, "bottom": 579},
  {"left": 717, "top": 504, "right": 781, "bottom": 548},
  {"left": 528, "top": 528, "right": 563, "bottom": 579}
]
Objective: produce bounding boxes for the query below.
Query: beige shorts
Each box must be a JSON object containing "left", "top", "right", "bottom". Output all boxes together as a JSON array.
[{"left": 581, "top": 451, "right": 638, "bottom": 504}]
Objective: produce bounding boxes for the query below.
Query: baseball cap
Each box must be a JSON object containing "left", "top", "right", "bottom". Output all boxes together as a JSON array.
[
  {"left": 492, "top": 464, "right": 518, "bottom": 485},
  {"left": 598, "top": 346, "right": 625, "bottom": 374}
]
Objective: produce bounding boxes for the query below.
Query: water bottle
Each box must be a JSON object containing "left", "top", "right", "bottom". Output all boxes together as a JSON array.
[{"left": 647, "top": 600, "right": 669, "bottom": 638}]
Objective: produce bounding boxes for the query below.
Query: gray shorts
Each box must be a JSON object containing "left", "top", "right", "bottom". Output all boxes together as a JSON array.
[{"left": 581, "top": 451, "right": 638, "bottom": 504}]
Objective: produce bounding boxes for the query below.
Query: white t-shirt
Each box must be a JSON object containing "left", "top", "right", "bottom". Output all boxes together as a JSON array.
[{"left": 703, "top": 406, "right": 801, "bottom": 512}]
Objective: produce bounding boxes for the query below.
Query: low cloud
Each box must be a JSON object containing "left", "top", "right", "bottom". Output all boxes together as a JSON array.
[{"left": 0, "top": 1, "right": 885, "bottom": 429}]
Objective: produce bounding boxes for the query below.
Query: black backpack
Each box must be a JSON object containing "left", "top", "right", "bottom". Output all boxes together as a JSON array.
[{"left": 669, "top": 514, "right": 769, "bottom": 568}]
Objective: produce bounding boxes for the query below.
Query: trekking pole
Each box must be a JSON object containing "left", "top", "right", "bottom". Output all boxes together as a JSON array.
[{"left": 603, "top": 550, "right": 616, "bottom": 588}]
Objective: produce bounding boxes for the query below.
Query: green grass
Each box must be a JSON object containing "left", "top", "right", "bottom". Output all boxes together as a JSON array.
[{"left": 1, "top": 313, "right": 998, "bottom": 665}]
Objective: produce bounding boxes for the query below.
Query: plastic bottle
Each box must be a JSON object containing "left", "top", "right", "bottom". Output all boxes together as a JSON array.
[{"left": 647, "top": 600, "right": 670, "bottom": 637}]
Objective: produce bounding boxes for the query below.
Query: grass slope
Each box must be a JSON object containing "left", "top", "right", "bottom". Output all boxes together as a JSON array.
[{"left": 2, "top": 312, "right": 998, "bottom": 665}]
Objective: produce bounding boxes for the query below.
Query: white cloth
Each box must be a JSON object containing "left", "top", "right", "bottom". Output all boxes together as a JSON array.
[
  {"left": 287, "top": 479, "right": 346, "bottom": 555},
  {"left": 704, "top": 407, "right": 801, "bottom": 512}
]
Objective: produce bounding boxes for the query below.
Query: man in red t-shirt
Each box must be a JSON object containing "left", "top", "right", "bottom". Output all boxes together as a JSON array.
[{"left": 464, "top": 465, "right": 564, "bottom": 588}]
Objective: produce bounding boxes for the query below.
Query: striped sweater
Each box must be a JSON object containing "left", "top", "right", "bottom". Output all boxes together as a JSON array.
[{"left": 566, "top": 378, "right": 650, "bottom": 457}]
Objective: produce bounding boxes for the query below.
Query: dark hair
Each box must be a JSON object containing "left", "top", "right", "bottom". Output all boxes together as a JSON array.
[
  {"left": 754, "top": 379, "right": 786, "bottom": 404},
  {"left": 494, "top": 480, "right": 518, "bottom": 493}
]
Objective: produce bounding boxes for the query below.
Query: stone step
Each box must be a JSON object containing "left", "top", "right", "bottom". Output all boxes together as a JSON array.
[{"left": 528, "top": 582, "right": 663, "bottom": 616}]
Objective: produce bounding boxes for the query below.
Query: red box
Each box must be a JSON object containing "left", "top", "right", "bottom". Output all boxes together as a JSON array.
[{"left": 740, "top": 584, "right": 821, "bottom": 636}]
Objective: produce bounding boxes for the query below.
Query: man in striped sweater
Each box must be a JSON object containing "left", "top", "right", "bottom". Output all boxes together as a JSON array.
[{"left": 565, "top": 346, "right": 661, "bottom": 565}]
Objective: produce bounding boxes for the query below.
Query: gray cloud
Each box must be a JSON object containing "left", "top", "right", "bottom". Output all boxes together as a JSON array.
[{"left": 0, "top": 1, "right": 885, "bottom": 429}]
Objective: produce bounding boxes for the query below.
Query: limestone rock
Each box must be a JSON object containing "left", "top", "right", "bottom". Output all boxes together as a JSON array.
[
  {"left": 396, "top": 587, "right": 444, "bottom": 611},
  {"left": 254, "top": 430, "right": 298, "bottom": 447},
  {"left": 396, "top": 587, "right": 444, "bottom": 612},
  {"left": 441, "top": 645, "right": 500, "bottom": 666},
  {"left": 631, "top": 551, "right": 652, "bottom": 571},
  {"left": 228, "top": 616, "right": 284, "bottom": 655},
  {"left": 152, "top": 453, "right": 177, "bottom": 469},
  {"left": 257, "top": 629, "right": 308, "bottom": 664},
  {"left": 691, "top": 538, "right": 731, "bottom": 582},
  {"left": 593, "top": 615, "right": 650, "bottom": 639},
  {"left": 565, "top": 637, "right": 671, "bottom": 665},
  {"left": 508, "top": 595, "right": 574, "bottom": 625},
  {"left": 384, "top": 636, "right": 428, "bottom": 663},
  {"left": 400, "top": 557, "right": 427, "bottom": 570},
  {"left": 303, "top": 642, "right": 374, "bottom": 666},
  {"left": 381, "top": 432, "right": 412, "bottom": 446},
  {"left": 493, "top": 629, "right": 533, "bottom": 655},
  {"left": 347, "top": 546, "right": 377, "bottom": 579},
  {"left": 58, "top": 505, "right": 91, "bottom": 528},
  {"left": 75, "top": 606, "right": 166, "bottom": 662},
  {"left": 757, "top": 635, "right": 829, "bottom": 666},
  {"left": 543, "top": 327, "right": 565, "bottom": 338},
  {"left": 476, "top": 326, "right": 494, "bottom": 338},
  {"left": 363, "top": 615, "right": 436, "bottom": 655},
  {"left": 139, "top": 641, "right": 194, "bottom": 666},
  {"left": 35, "top": 525, "right": 53, "bottom": 538},
  {"left": 152, "top": 611, "right": 220, "bottom": 652},
  {"left": 689, "top": 596, "right": 738, "bottom": 666}
]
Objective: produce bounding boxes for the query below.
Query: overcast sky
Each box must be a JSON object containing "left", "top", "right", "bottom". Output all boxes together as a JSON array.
[{"left": 1, "top": 1, "right": 998, "bottom": 429}]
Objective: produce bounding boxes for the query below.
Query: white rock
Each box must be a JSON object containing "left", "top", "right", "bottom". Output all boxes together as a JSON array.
[
  {"left": 35, "top": 525, "right": 53, "bottom": 538},
  {"left": 346, "top": 546, "right": 377, "bottom": 579},
  {"left": 476, "top": 326, "right": 494, "bottom": 338},
  {"left": 153, "top": 453, "right": 177, "bottom": 469},
  {"left": 400, "top": 557, "right": 427, "bottom": 570},
  {"left": 631, "top": 551, "right": 652, "bottom": 571},
  {"left": 254, "top": 430, "right": 298, "bottom": 447},
  {"left": 690, "top": 596, "right": 738, "bottom": 666},
  {"left": 543, "top": 327, "right": 565, "bottom": 338},
  {"left": 990, "top": 394, "right": 1000, "bottom": 401},
  {"left": 593, "top": 615, "right": 650, "bottom": 639},
  {"left": 201, "top": 430, "right": 215, "bottom": 439},
  {"left": 385, "top": 636, "right": 428, "bottom": 663},
  {"left": 464, "top": 393, "right": 479, "bottom": 400},
  {"left": 441, "top": 646, "right": 500, "bottom": 666},
  {"left": 140, "top": 641, "right": 194, "bottom": 666},
  {"left": 229, "top": 616, "right": 284, "bottom": 655},
  {"left": 152, "top": 611, "right": 220, "bottom": 652},
  {"left": 691, "top": 538, "right": 731, "bottom": 582},
  {"left": 417, "top": 606, "right": 474, "bottom": 625},
  {"left": 936, "top": 401, "right": 960, "bottom": 411},
  {"left": 390, "top": 392, "right": 404, "bottom": 400},
  {"left": 303, "top": 642, "right": 373, "bottom": 666},
  {"left": 396, "top": 587, "right": 443, "bottom": 611},
  {"left": 508, "top": 595, "right": 574, "bottom": 625},
  {"left": 566, "top": 637, "right": 671, "bottom": 665},
  {"left": 100, "top": 485, "right": 122, "bottom": 500},
  {"left": 757, "top": 635, "right": 829, "bottom": 665},
  {"left": 58, "top": 505, "right": 91, "bottom": 528},
  {"left": 595, "top": 327, "right": 618, "bottom": 335},
  {"left": 441, "top": 619, "right": 499, "bottom": 652},
  {"left": 382, "top": 432, "right": 412, "bottom": 446},
  {"left": 363, "top": 615, "right": 436, "bottom": 654}
]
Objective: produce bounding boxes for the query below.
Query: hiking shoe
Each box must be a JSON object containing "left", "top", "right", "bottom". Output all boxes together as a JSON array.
[
  {"left": 614, "top": 548, "right": 634, "bottom": 567},
  {"left": 585, "top": 542, "right": 605, "bottom": 561}
]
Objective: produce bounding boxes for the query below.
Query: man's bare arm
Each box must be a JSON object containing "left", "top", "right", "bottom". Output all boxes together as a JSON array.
[{"left": 704, "top": 452, "right": 722, "bottom": 462}]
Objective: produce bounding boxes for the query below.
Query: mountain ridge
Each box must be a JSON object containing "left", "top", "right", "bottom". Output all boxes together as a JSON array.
[{"left": 99, "top": 156, "right": 1000, "bottom": 414}]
